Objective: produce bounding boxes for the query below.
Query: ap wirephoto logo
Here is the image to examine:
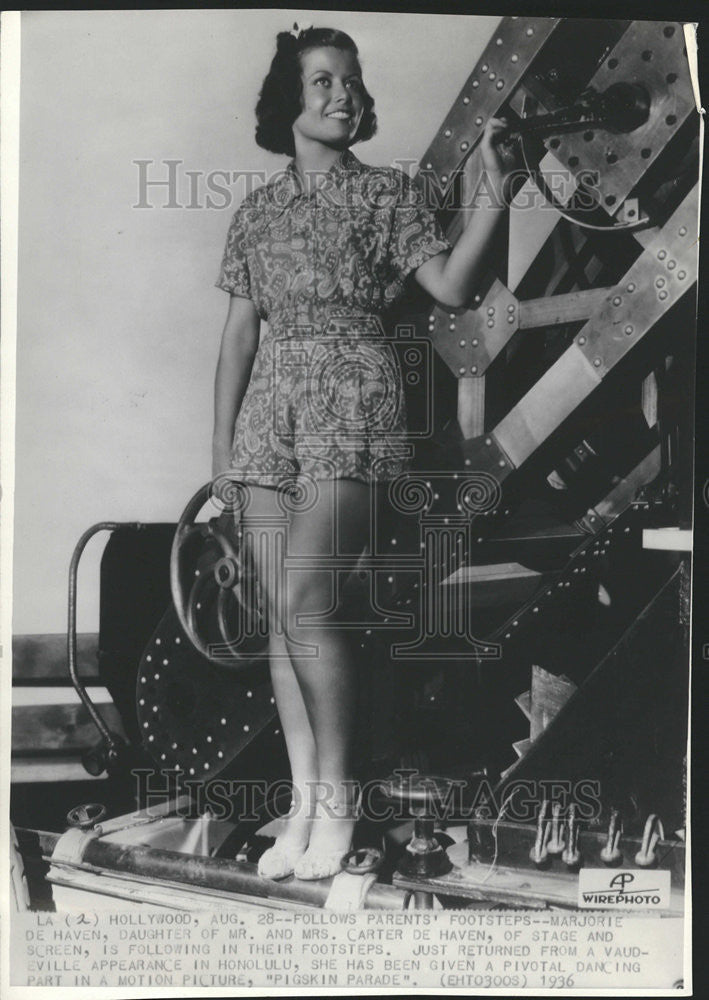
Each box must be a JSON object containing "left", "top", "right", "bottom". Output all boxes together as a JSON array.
[{"left": 578, "top": 870, "right": 671, "bottom": 909}]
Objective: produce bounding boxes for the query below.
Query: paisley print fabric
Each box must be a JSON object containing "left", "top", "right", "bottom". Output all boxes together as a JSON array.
[{"left": 216, "top": 148, "right": 451, "bottom": 489}]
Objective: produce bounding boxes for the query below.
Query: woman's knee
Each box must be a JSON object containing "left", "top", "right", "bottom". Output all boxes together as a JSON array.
[{"left": 283, "top": 571, "right": 336, "bottom": 637}]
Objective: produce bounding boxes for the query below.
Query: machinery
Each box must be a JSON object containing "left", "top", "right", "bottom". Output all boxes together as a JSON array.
[{"left": 13, "top": 16, "right": 696, "bottom": 913}]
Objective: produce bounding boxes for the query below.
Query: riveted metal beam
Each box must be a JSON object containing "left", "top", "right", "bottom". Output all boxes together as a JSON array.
[
  {"left": 417, "top": 17, "right": 561, "bottom": 194},
  {"left": 576, "top": 184, "right": 698, "bottom": 376},
  {"left": 475, "top": 185, "right": 696, "bottom": 472}
]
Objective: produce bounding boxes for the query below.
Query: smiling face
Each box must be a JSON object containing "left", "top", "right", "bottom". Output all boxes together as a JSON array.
[{"left": 292, "top": 46, "right": 366, "bottom": 151}]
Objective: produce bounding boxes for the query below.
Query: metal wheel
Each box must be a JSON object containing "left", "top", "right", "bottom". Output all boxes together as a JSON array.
[{"left": 170, "top": 481, "right": 267, "bottom": 667}]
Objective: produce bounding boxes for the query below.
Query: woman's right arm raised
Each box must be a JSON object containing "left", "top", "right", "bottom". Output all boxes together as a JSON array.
[{"left": 212, "top": 294, "right": 260, "bottom": 478}]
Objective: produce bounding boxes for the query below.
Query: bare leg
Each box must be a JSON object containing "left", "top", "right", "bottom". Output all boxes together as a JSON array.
[
  {"left": 241, "top": 486, "right": 317, "bottom": 862},
  {"left": 283, "top": 478, "right": 374, "bottom": 872}
]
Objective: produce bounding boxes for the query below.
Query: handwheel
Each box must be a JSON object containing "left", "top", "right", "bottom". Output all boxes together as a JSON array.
[{"left": 170, "top": 481, "right": 268, "bottom": 667}]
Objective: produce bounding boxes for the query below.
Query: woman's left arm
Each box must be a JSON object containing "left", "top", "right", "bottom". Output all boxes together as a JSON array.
[{"left": 414, "top": 118, "right": 509, "bottom": 308}]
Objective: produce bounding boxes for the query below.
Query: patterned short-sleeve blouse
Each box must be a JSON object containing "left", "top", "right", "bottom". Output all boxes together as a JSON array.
[{"left": 216, "top": 147, "right": 451, "bottom": 489}]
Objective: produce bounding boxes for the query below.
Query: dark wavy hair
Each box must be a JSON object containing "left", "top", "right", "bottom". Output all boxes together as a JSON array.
[{"left": 255, "top": 27, "right": 377, "bottom": 156}]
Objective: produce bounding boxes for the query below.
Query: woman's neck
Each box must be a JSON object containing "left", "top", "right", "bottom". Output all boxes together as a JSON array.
[{"left": 292, "top": 136, "right": 346, "bottom": 194}]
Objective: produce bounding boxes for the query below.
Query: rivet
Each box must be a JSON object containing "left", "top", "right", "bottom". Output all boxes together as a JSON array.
[
  {"left": 426, "top": 161, "right": 433, "bottom": 169},
  {"left": 485, "top": 437, "right": 492, "bottom": 446},
  {"left": 498, "top": 459, "right": 505, "bottom": 468},
  {"left": 143, "top": 722, "right": 149, "bottom": 729},
  {"left": 392, "top": 538, "right": 397, "bottom": 545},
  {"left": 154, "top": 673, "right": 160, "bottom": 680},
  {"left": 152, "top": 705, "right": 158, "bottom": 713},
  {"left": 160, "top": 753, "right": 166, "bottom": 760},
  {"left": 496, "top": 37, "right": 503, "bottom": 45},
  {"left": 461, "top": 141, "right": 469, "bottom": 151},
  {"left": 511, "top": 54, "right": 519, "bottom": 62},
  {"left": 668, "top": 260, "right": 676, "bottom": 270},
  {"left": 505, "top": 633, "right": 511, "bottom": 639},
  {"left": 593, "top": 358, "right": 602, "bottom": 367},
  {"left": 175, "top": 636, "right": 181, "bottom": 643},
  {"left": 387, "top": 575, "right": 394, "bottom": 583},
  {"left": 475, "top": 116, "right": 483, "bottom": 126},
  {"left": 243, "top": 725, "right": 250, "bottom": 732},
  {"left": 656, "top": 277, "right": 665, "bottom": 288},
  {"left": 472, "top": 81, "right": 479, "bottom": 90},
  {"left": 444, "top": 518, "right": 449, "bottom": 525},
  {"left": 627, "top": 282, "right": 635, "bottom": 292},
  {"left": 218, "top": 751, "right": 224, "bottom": 758},
  {"left": 678, "top": 270, "right": 686, "bottom": 280},
  {"left": 463, "top": 96, "right": 470, "bottom": 105},
  {"left": 204, "top": 763, "right": 210, "bottom": 770},
  {"left": 513, "top": 620, "right": 518, "bottom": 626},
  {"left": 487, "top": 319, "right": 494, "bottom": 327},
  {"left": 481, "top": 63, "right": 488, "bottom": 72},
  {"left": 434, "top": 493, "right": 440, "bottom": 500},
  {"left": 679, "top": 226, "right": 687, "bottom": 236},
  {"left": 489, "top": 71, "right": 496, "bottom": 80},
  {"left": 207, "top": 735, "right": 213, "bottom": 742},
  {"left": 578, "top": 336, "right": 586, "bottom": 345},
  {"left": 496, "top": 80, "right": 504, "bottom": 89},
  {"left": 189, "top": 768, "right": 195, "bottom": 775},
  {"left": 507, "top": 303, "right": 515, "bottom": 312},
  {"left": 444, "top": 128, "right": 452, "bottom": 138},
  {"left": 659, "top": 290, "right": 668, "bottom": 300},
  {"left": 274, "top": 729, "right": 280, "bottom": 735},
  {"left": 449, "top": 323, "right": 456, "bottom": 331},
  {"left": 613, "top": 296, "right": 622, "bottom": 306},
  {"left": 172, "top": 742, "right": 178, "bottom": 749},
  {"left": 533, "top": 607, "right": 539, "bottom": 613},
  {"left": 194, "top": 570, "right": 199, "bottom": 577},
  {"left": 270, "top": 697, "right": 275, "bottom": 704},
  {"left": 474, "top": 294, "right": 481, "bottom": 303},
  {"left": 459, "top": 339, "right": 466, "bottom": 347},
  {"left": 162, "top": 658, "right": 168, "bottom": 665},
  {"left": 488, "top": 306, "right": 495, "bottom": 315},
  {"left": 146, "top": 655, "right": 152, "bottom": 662},
  {"left": 526, "top": 27, "right": 534, "bottom": 35},
  {"left": 139, "top": 698, "right": 145, "bottom": 706},
  {"left": 465, "top": 458, "right": 472, "bottom": 466},
  {"left": 429, "top": 314, "right": 436, "bottom": 323},
  {"left": 428, "top": 324, "right": 435, "bottom": 332},
  {"left": 472, "top": 338, "right": 478, "bottom": 346},
  {"left": 221, "top": 717, "right": 227, "bottom": 725},
  {"left": 459, "top": 366, "right": 465, "bottom": 374},
  {"left": 507, "top": 315, "right": 515, "bottom": 323},
  {"left": 441, "top": 174, "right": 448, "bottom": 184},
  {"left": 471, "top": 365, "right": 478, "bottom": 374},
  {"left": 624, "top": 325, "right": 633, "bottom": 335},
  {"left": 657, "top": 249, "right": 667, "bottom": 260},
  {"left": 449, "top": 312, "right": 456, "bottom": 319}
]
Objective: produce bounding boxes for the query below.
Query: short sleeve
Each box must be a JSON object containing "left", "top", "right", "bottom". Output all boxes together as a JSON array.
[
  {"left": 215, "top": 199, "right": 252, "bottom": 299},
  {"left": 386, "top": 171, "right": 452, "bottom": 294}
]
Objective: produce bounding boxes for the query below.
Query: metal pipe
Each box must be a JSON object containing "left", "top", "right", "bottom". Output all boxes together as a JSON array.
[
  {"left": 71, "top": 839, "right": 407, "bottom": 910},
  {"left": 67, "top": 521, "right": 139, "bottom": 746}
]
